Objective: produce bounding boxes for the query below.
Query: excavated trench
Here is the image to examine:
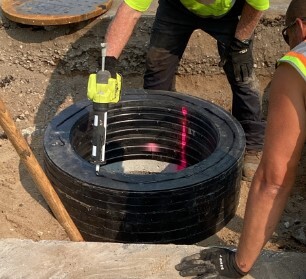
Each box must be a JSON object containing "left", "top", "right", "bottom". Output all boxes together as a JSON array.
[
  {"left": 39, "top": 13, "right": 305, "bottom": 246},
  {"left": 1, "top": 4, "right": 304, "bottom": 250}
]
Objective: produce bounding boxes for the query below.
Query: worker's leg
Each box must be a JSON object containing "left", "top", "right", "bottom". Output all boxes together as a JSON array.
[
  {"left": 199, "top": 1, "right": 265, "bottom": 152},
  {"left": 221, "top": 40, "right": 265, "bottom": 180},
  {"left": 221, "top": 43, "right": 265, "bottom": 151},
  {"left": 200, "top": 0, "right": 265, "bottom": 181},
  {"left": 143, "top": 0, "right": 196, "bottom": 90}
]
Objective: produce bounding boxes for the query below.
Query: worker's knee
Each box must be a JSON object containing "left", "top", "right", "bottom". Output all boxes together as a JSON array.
[
  {"left": 146, "top": 47, "right": 177, "bottom": 70},
  {"left": 144, "top": 47, "right": 178, "bottom": 90}
]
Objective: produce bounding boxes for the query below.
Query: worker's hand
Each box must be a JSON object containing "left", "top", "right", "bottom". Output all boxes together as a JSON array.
[
  {"left": 175, "top": 247, "right": 247, "bottom": 278},
  {"left": 220, "top": 38, "right": 253, "bottom": 82},
  {"left": 104, "top": 56, "right": 119, "bottom": 78}
]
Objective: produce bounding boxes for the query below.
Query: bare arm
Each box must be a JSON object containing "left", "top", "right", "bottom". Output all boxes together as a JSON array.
[
  {"left": 235, "top": 3, "right": 263, "bottom": 40},
  {"left": 105, "top": 2, "right": 142, "bottom": 58},
  {"left": 235, "top": 63, "right": 306, "bottom": 272}
]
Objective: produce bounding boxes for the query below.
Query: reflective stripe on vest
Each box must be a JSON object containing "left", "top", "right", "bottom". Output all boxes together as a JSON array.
[
  {"left": 180, "top": 0, "right": 235, "bottom": 17},
  {"left": 278, "top": 40, "right": 306, "bottom": 82}
]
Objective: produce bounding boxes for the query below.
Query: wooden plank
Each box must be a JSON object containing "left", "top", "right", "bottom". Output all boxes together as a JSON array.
[{"left": 1, "top": 0, "right": 113, "bottom": 26}]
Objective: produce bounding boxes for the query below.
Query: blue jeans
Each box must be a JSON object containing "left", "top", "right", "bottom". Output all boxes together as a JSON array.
[{"left": 143, "top": 0, "right": 265, "bottom": 151}]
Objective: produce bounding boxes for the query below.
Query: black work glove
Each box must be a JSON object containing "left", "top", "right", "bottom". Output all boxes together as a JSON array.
[
  {"left": 220, "top": 38, "right": 253, "bottom": 83},
  {"left": 104, "top": 56, "right": 119, "bottom": 78},
  {"left": 175, "top": 247, "right": 247, "bottom": 279},
  {"left": 98, "top": 56, "right": 119, "bottom": 78},
  {"left": 105, "top": 56, "right": 118, "bottom": 78}
]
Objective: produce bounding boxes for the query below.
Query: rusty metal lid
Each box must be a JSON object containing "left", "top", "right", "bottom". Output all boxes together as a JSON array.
[{"left": 1, "top": 0, "right": 113, "bottom": 26}]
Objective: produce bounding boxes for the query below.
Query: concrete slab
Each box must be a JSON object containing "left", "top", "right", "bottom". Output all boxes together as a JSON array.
[
  {"left": 0, "top": 239, "right": 305, "bottom": 279},
  {"left": 268, "top": 0, "right": 290, "bottom": 14},
  {"left": 103, "top": 159, "right": 179, "bottom": 173}
]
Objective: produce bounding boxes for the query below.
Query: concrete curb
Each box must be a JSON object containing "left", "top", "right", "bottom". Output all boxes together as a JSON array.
[{"left": 0, "top": 239, "right": 305, "bottom": 278}]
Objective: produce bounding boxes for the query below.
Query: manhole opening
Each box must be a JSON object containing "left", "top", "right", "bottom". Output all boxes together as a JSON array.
[{"left": 71, "top": 102, "right": 219, "bottom": 174}]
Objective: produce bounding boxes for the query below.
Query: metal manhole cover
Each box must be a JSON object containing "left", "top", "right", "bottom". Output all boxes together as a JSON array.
[{"left": 1, "top": 0, "right": 113, "bottom": 25}]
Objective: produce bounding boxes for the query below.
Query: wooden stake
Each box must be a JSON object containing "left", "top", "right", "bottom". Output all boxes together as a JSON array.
[{"left": 0, "top": 98, "right": 84, "bottom": 242}]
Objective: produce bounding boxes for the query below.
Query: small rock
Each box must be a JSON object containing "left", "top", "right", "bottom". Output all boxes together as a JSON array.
[
  {"left": 3, "top": 22, "right": 10, "bottom": 28},
  {"left": 17, "top": 114, "right": 26, "bottom": 120},
  {"left": 21, "top": 127, "right": 36, "bottom": 137},
  {"left": 58, "top": 69, "right": 66, "bottom": 75},
  {"left": 0, "top": 132, "right": 7, "bottom": 139},
  {"left": 291, "top": 225, "right": 306, "bottom": 245},
  {"left": 296, "top": 195, "right": 304, "bottom": 201},
  {"left": 283, "top": 216, "right": 297, "bottom": 229}
]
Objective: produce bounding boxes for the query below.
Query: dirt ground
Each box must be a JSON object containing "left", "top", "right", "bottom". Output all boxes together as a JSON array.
[{"left": 0, "top": 10, "right": 305, "bottom": 254}]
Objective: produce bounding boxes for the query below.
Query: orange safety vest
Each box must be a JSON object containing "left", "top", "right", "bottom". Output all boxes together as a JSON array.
[{"left": 278, "top": 40, "right": 306, "bottom": 82}]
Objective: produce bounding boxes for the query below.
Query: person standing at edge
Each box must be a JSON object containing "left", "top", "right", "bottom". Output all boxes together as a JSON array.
[
  {"left": 175, "top": 0, "right": 306, "bottom": 277},
  {"left": 103, "top": 0, "right": 270, "bottom": 182}
]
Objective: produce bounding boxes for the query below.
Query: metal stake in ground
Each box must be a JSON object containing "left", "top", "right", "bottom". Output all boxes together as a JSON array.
[{"left": 0, "top": 97, "right": 84, "bottom": 242}]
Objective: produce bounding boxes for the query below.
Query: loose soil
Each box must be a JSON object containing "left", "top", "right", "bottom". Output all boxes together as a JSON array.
[{"left": 0, "top": 11, "right": 305, "bottom": 253}]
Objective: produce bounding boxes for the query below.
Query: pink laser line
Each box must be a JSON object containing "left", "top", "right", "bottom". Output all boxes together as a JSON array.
[{"left": 177, "top": 106, "right": 188, "bottom": 171}]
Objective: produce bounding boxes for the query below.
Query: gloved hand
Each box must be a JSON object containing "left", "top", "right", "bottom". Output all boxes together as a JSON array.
[
  {"left": 104, "top": 56, "right": 119, "bottom": 78},
  {"left": 220, "top": 38, "right": 253, "bottom": 83},
  {"left": 175, "top": 247, "right": 247, "bottom": 279}
]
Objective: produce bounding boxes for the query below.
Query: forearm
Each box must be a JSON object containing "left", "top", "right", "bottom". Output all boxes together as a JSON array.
[
  {"left": 235, "top": 63, "right": 306, "bottom": 273},
  {"left": 235, "top": 169, "right": 295, "bottom": 272},
  {"left": 105, "top": 2, "right": 142, "bottom": 58},
  {"left": 235, "top": 3, "right": 263, "bottom": 40}
]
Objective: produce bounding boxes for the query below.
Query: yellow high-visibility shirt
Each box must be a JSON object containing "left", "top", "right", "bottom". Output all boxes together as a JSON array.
[{"left": 124, "top": 0, "right": 269, "bottom": 17}]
